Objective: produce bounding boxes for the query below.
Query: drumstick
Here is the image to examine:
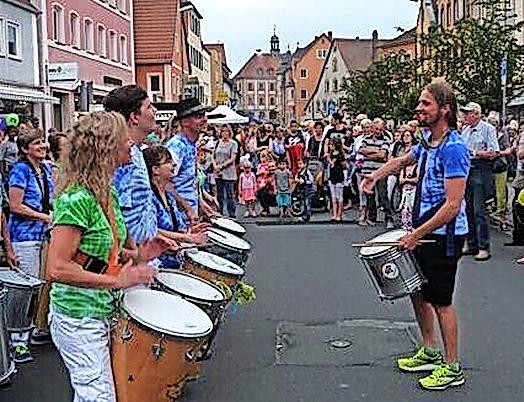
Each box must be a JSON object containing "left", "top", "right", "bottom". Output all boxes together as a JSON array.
[{"left": 352, "top": 240, "right": 436, "bottom": 247}]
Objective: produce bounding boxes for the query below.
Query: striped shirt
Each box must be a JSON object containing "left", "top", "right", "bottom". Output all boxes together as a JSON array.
[
  {"left": 360, "top": 134, "right": 391, "bottom": 175},
  {"left": 166, "top": 133, "right": 198, "bottom": 211},
  {"left": 113, "top": 144, "right": 158, "bottom": 244},
  {"left": 461, "top": 120, "right": 499, "bottom": 156}
]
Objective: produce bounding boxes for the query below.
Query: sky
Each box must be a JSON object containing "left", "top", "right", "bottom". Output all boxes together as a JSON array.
[{"left": 196, "top": 0, "right": 420, "bottom": 75}]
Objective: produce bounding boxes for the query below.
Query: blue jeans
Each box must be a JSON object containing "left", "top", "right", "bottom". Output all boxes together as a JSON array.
[
  {"left": 216, "top": 178, "right": 237, "bottom": 218},
  {"left": 466, "top": 162, "right": 492, "bottom": 251}
]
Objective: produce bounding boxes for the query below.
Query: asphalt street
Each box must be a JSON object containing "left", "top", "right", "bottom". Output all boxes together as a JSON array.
[{"left": 2, "top": 222, "right": 523, "bottom": 402}]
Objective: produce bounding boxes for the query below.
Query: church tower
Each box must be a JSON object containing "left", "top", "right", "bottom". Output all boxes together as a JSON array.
[{"left": 270, "top": 26, "right": 280, "bottom": 55}]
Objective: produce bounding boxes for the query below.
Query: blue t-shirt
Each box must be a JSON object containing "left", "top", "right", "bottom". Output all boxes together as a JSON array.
[
  {"left": 153, "top": 191, "right": 186, "bottom": 269},
  {"left": 411, "top": 130, "right": 470, "bottom": 236},
  {"left": 8, "top": 161, "right": 54, "bottom": 242},
  {"left": 113, "top": 145, "right": 158, "bottom": 244},
  {"left": 165, "top": 134, "right": 198, "bottom": 212}
]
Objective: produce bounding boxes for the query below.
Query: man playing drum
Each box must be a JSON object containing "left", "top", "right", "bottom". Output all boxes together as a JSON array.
[{"left": 361, "top": 78, "right": 470, "bottom": 391}]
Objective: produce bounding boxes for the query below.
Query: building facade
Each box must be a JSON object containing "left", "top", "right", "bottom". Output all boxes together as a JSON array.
[
  {"left": 180, "top": 0, "right": 211, "bottom": 105},
  {"left": 205, "top": 43, "right": 233, "bottom": 107},
  {"left": 46, "top": 0, "right": 134, "bottom": 130},
  {"left": 0, "top": 0, "right": 57, "bottom": 125},
  {"left": 134, "top": 0, "right": 186, "bottom": 104}
]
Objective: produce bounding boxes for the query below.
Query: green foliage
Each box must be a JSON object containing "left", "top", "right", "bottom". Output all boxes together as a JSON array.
[{"left": 341, "top": 0, "right": 524, "bottom": 120}]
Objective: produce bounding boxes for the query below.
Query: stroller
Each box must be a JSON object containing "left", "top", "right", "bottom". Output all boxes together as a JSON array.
[{"left": 291, "top": 159, "right": 330, "bottom": 217}]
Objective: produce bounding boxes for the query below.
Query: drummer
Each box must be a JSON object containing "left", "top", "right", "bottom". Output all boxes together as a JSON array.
[
  {"left": 361, "top": 78, "right": 470, "bottom": 391},
  {"left": 46, "top": 112, "right": 167, "bottom": 402},
  {"left": 142, "top": 145, "right": 208, "bottom": 269}
]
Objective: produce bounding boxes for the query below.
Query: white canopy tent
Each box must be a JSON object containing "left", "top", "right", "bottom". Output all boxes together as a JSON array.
[{"left": 207, "top": 105, "right": 249, "bottom": 124}]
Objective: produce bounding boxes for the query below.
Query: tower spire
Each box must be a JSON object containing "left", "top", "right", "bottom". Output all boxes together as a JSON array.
[{"left": 270, "top": 25, "right": 280, "bottom": 55}]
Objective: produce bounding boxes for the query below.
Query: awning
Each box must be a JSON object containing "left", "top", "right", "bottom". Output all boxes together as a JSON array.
[{"left": 0, "top": 85, "right": 60, "bottom": 104}]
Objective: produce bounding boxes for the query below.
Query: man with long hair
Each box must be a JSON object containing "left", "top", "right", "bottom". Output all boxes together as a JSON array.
[{"left": 361, "top": 78, "right": 470, "bottom": 391}]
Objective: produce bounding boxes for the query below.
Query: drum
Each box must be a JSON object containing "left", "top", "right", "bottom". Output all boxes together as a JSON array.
[
  {"left": 210, "top": 217, "right": 247, "bottom": 238},
  {"left": 206, "top": 228, "right": 251, "bottom": 268},
  {"left": 0, "top": 288, "right": 15, "bottom": 385},
  {"left": 0, "top": 268, "right": 43, "bottom": 332},
  {"left": 358, "top": 230, "right": 426, "bottom": 301},
  {"left": 111, "top": 289, "right": 213, "bottom": 402},
  {"left": 182, "top": 250, "right": 245, "bottom": 288}
]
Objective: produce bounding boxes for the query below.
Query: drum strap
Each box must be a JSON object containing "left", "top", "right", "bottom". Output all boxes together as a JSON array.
[{"left": 412, "top": 133, "right": 457, "bottom": 258}]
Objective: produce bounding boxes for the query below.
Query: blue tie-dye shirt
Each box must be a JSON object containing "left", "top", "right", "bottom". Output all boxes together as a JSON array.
[
  {"left": 165, "top": 133, "right": 198, "bottom": 212},
  {"left": 113, "top": 144, "right": 158, "bottom": 244},
  {"left": 411, "top": 130, "right": 470, "bottom": 236}
]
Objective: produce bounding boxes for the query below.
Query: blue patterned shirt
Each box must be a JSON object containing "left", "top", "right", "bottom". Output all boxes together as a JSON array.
[
  {"left": 411, "top": 130, "right": 470, "bottom": 236},
  {"left": 9, "top": 161, "right": 54, "bottom": 242},
  {"left": 153, "top": 191, "right": 186, "bottom": 269},
  {"left": 165, "top": 133, "right": 198, "bottom": 211},
  {"left": 113, "top": 144, "right": 157, "bottom": 244}
]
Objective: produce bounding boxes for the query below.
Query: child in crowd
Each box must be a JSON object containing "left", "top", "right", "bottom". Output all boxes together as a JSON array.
[
  {"left": 238, "top": 160, "right": 258, "bottom": 217},
  {"left": 275, "top": 158, "right": 292, "bottom": 218},
  {"left": 398, "top": 162, "right": 418, "bottom": 230},
  {"left": 327, "top": 138, "right": 346, "bottom": 222},
  {"left": 295, "top": 158, "right": 314, "bottom": 222}
]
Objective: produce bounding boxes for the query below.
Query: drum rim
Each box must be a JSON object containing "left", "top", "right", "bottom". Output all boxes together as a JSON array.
[
  {"left": 185, "top": 250, "right": 245, "bottom": 276},
  {"left": 359, "top": 229, "right": 408, "bottom": 257},
  {"left": 156, "top": 270, "right": 227, "bottom": 303},
  {"left": 207, "top": 228, "right": 251, "bottom": 251},
  {"left": 122, "top": 289, "right": 213, "bottom": 338},
  {"left": 210, "top": 217, "right": 247, "bottom": 234},
  {"left": 0, "top": 269, "right": 43, "bottom": 287}
]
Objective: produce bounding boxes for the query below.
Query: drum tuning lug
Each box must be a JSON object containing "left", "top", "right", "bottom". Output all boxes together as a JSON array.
[
  {"left": 121, "top": 324, "right": 133, "bottom": 342},
  {"left": 185, "top": 349, "right": 196, "bottom": 362},
  {"left": 152, "top": 335, "right": 165, "bottom": 360}
]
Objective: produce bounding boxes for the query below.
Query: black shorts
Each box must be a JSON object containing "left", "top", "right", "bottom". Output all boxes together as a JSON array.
[{"left": 415, "top": 234, "right": 465, "bottom": 306}]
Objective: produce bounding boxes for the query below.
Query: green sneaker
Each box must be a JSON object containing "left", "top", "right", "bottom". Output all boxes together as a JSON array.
[
  {"left": 397, "top": 346, "right": 443, "bottom": 372},
  {"left": 419, "top": 363, "right": 465, "bottom": 390}
]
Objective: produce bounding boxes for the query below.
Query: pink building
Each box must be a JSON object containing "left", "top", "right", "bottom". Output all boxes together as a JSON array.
[{"left": 46, "top": 0, "right": 134, "bottom": 129}]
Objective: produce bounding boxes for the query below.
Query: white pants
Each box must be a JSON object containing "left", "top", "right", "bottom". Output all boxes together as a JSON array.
[
  {"left": 50, "top": 311, "right": 116, "bottom": 402},
  {"left": 10, "top": 241, "right": 43, "bottom": 344}
]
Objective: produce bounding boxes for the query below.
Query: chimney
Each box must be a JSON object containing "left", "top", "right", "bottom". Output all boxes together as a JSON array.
[
  {"left": 372, "top": 30, "right": 379, "bottom": 41},
  {"left": 372, "top": 30, "right": 379, "bottom": 61},
  {"left": 355, "top": 36, "right": 360, "bottom": 40},
  {"left": 328, "top": 31, "right": 333, "bottom": 40}
]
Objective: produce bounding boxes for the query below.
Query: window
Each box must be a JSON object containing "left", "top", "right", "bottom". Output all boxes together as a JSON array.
[
  {"left": 300, "top": 68, "right": 308, "bottom": 78},
  {"left": 446, "top": 3, "right": 452, "bottom": 26},
  {"left": 332, "top": 58, "right": 338, "bottom": 72},
  {"left": 248, "top": 83, "right": 254, "bottom": 91},
  {"left": 454, "top": 0, "right": 459, "bottom": 21},
  {"left": 258, "top": 82, "right": 264, "bottom": 91},
  {"left": 119, "top": 35, "right": 128, "bottom": 64},
  {"left": 0, "top": 18, "right": 5, "bottom": 56},
  {"left": 97, "top": 25, "right": 106, "bottom": 57},
  {"left": 269, "top": 83, "right": 275, "bottom": 92},
  {"left": 267, "top": 68, "right": 274, "bottom": 76},
  {"left": 70, "top": 12, "right": 80, "bottom": 48},
  {"left": 248, "top": 96, "right": 254, "bottom": 106},
  {"left": 463, "top": 0, "right": 469, "bottom": 18},
  {"left": 257, "top": 68, "right": 263, "bottom": 76},
  {"left": 259, "top": 97, "right": 265, "bottom": 106},
  {"left": 316, "top": 49, "right": 328, "bottom": 59},
  {"left": 325, "top": 80, "right": 330, "bottom": 92},
  {"left": 108, "top": 0, "right": 117, "bottom": 7},
  {"left": 333, "top": 79, "right": 338, "bottom": 92},
  {"left": 108, "top": 30, "right": 117, "bottom": 60},
  {"left": 83, "top": 19, "right": 94, "bottom": 52},
  {"left": 7, "top": 21, "right": 21, "bottom": 58},
  {"left": 117, "top": 0, "right": 127, "bottom": 13},
  {"left": 300, "top": 89, "right": 307, "bottom": 99},
  {"left": 270, "top": 97, "right": 275, "bottom": 106},
  {"left": 149, "top": 75, "right": 161, "bottom": 92},
  {"left": 440, "top": 7, "right": 444, "bottom": 26},
  {"left": 52, "top": 4, "right": 65, "bottom": 43}
]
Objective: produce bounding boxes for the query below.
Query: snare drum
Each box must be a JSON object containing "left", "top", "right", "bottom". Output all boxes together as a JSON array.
[
  {"left": 358, "top": 230, "right": 426, "bottom": 301},
  {"left": 0, "top": 268, "right": 43, "bottom": 332},
  {"left": 182, "top": 250, "right": 245, "bottom": 288},
  {"left": 0, "top": 288, "right": 15, "bottom": 385},
  {"left": 210, "top": 217, "right": 247, "bottom": 238},
  {"left": 111, "top": 289, "right": 213, "bottom": 402},
  {"left": 206, "top": 228, "right": 251, "bottom": 268}
]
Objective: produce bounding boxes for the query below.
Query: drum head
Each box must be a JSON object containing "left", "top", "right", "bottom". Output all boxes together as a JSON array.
[
  {"left": 211, "top": 217, "right": 246, "bottom": 235},
  {"left": 207, "top": 228, "right": 251, "bottom": 251},
  {"left": 0, "top": 268, "right": 42, "bottom": 287},
  {"left": 123, "top": 289, "right": 213, "bottom": 338},
  {"left": 157, "top": 272, "right": 225, "bottom": 303},
  {"left": 186, "top": 250, "right": 245, "bottom": 277},
  {"left": 359, "top": 229, "right": 408, "bottom": 257}
]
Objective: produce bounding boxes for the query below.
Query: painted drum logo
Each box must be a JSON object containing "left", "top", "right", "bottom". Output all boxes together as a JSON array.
[{"left": 382, "top": 263, "right": 399, "bottom": 280}]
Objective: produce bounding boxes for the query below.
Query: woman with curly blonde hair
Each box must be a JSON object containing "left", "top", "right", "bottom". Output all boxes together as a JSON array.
[{"left": 46, "top": 111, "right": 166, "bottom": 402}]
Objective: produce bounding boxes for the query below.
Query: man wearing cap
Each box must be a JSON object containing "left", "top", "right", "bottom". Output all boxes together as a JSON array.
[
  {"left": 460, "top": 102, "right": 499, "bottom": 261},
  {"left": 165, "top": 98, "right": 218, "bottom": 221}
]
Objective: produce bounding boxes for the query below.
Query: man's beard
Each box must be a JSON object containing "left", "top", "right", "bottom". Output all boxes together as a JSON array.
[{"left": 417, "top": 111, "right": 440, "bottom": 128}]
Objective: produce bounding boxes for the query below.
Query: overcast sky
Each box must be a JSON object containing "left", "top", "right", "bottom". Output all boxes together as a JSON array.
[{"left": 197, "top": 0, "right": 420, "bottom": 75}]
